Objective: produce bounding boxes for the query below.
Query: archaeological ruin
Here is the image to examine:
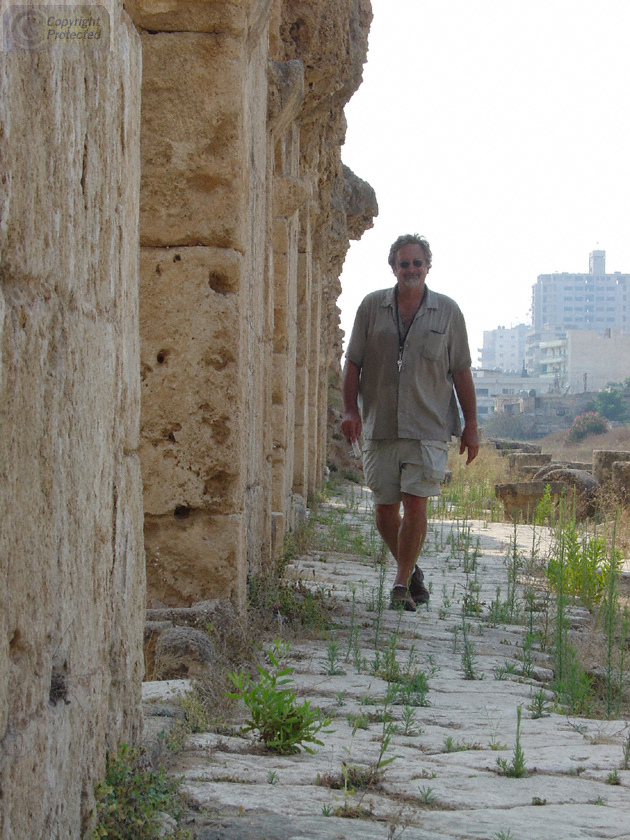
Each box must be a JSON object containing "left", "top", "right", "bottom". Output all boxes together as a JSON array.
[{"left": 0, "top": 0, "right": 376, "bottom": 836}]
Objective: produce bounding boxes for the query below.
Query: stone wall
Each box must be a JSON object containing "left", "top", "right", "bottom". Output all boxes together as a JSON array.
[
  {"left": 128, "top": 0, "right": 376, "bottom": 609},
  {"left": 0, "top": 6, "right": 145, "bottom": 837}
]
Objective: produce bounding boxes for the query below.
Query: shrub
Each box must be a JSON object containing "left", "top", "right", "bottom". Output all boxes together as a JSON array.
[{"left": 566, "top": 412, "right": 608, "bottom": 443}]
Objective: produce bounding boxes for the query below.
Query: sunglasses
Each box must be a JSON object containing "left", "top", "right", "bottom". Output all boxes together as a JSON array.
[{"left": 398, "top": 259, "right": 424, "bottom": 268}]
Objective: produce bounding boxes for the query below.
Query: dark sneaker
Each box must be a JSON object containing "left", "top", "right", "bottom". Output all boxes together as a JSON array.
[
  {"left": 390, "top": 585, "right": 416, "bottom": 612},
  {"left": 409, "top": 565, "right": 430, "bottom": 604}
]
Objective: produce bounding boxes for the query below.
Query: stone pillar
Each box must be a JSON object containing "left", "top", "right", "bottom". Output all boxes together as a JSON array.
[
  {"left": 0, "top": 6, "right": 144, "bottom": 836},
  {"left": 134, "top": 11, "right": 266, "bottom": 609}
]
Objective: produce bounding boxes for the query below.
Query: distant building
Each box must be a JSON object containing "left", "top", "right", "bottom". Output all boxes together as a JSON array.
[
  {"left": 479, "top": 323, "right": 529, "bottom": 372},
  {"left": 525, "top": 326, "right": 566, "bottom": 376},
  {"left": 566, "top": 329, "right": 630, "bottom": 393},
  {"left": 531, "top": 250, "right": 629, "bottom": 333},
  {"left": 472, "top": 369, "right": 552, "bottom": 423},
  {"left": 527, "top": 329, "right": 630, "bottom": 393}
]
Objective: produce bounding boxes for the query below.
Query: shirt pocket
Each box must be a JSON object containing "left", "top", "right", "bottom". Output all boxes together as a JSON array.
[{"left": 421, "top": 330, "right": 446, "bottom": 361}]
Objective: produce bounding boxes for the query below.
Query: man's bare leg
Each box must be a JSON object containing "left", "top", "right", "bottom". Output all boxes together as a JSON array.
[{"left": 374, "top": 493, "right": 428, "bottom": 588}]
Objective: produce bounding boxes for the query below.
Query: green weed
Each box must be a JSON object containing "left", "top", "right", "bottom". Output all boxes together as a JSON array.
[
  {"left": 89, "top": 744, "right": 190, "bottom": 840},
  {"left": 497, "top": 706, "right": 528, "bottom": 777},
  {"left": 228, "top": 640, "right": 331, "bottom": 754}
]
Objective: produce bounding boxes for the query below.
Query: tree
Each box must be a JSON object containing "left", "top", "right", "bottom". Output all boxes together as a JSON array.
[{"left": 587, "top": 389, "right": 628, "bottom": 421}]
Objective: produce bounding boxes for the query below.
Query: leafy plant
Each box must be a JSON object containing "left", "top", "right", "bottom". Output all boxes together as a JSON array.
[
  {"left": 529, "top": 688, "right": 550, "bottom": 719},
  {"left": 89, "top": 744, "right": 190, "bottom": 840},
  {"left": 228, "top": 640, "right": 331, "bottom": 754},
  {"left": 497, "top": 706, "right": 528, "bottom": 777}
]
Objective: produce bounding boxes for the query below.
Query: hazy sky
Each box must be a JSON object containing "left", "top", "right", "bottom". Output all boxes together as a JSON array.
[{"left": 339, "top": 0, "right": 630, "bottom": 363}]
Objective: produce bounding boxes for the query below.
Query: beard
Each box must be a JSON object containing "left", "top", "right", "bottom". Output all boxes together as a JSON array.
[{"left": 401, "top": 274, "right": 424, "bottom": 287}]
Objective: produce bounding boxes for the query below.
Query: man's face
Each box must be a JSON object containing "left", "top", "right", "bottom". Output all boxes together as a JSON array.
[{"left": 392, "top": 243, "right": 430, "bottom": 291}]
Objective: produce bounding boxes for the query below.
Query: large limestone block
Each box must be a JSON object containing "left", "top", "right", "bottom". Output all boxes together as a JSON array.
[
  {"left": 593, "top": 449, "right": 630, "bottom": 486},
  {"left": 145, "top": 512, "right": 246, "bottom": 608},
  {"left": 139, "top": 247, "right": 243, "bottom": 515},
  {"left": 140, "top": 32, "right": 247, "bottom": 248}
]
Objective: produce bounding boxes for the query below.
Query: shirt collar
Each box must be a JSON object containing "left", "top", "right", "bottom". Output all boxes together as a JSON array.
[{"left": 382, "top": 285, "right": 438, "bottom": 309}]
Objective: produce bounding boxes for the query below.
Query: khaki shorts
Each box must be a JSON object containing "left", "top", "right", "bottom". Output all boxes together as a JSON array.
[{"left": 362, "top": 439, "right": 449, "bottom": 505}]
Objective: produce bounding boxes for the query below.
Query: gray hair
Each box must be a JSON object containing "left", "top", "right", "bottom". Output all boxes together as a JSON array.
[{"left": 388, "top": 234, "right": 432, "bottom": 269}]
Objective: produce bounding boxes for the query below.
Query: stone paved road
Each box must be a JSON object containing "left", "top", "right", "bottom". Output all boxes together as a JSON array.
[{"left": 144, "top": 485, "right": 630, "bottom": 840}]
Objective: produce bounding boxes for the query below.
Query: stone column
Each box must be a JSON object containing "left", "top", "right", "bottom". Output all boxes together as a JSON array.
[{"left": 0, "top": 6, "right": 144, "bottom": 836}]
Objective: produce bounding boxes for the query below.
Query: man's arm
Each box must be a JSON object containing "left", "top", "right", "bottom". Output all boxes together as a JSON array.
[
  {"left": 341, "top": 359, "right": 362, "bottom": 444},
  {"left": 452, "top": 367, "right": 480, "bottom": 464}
]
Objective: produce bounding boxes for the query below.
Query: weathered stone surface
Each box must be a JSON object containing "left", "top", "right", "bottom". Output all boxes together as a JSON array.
[
  {"left": 495, "top": 481, "right": 568, "bottom": 523},
  {"left": 593, "top": 449, "right": 630, "bottom": 486},
  {"left": 154, "top": 626, "right": 216, "bottom": 679},
  {"left": 139, "top": 247, "right": 243, "bottom": 516},
  {"left": 342, "top": 164, "right": 378, "bottom": 239},
  {"left": 0, "top": 6, "right": 144, "bottom": 837}
]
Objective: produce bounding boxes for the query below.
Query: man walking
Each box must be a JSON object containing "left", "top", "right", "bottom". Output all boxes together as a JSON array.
[{"left": 341, "top": 234, "right": 479, "bottom": 611}]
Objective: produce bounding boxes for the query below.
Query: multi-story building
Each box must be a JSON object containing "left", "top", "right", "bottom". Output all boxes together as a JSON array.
[
  {"left": 472, "top": 369, "right": 552, "bottom": 422},
  {"left": 479, "top": 323, "right": 529, "bottom": 372},
  {"left": 527, "top": 329, "right": 630, "bottom": 393},
  {"left": 531, "top": 250, "right": 629, "bottom": 333},
  {"left": 525, "top": 326, "right": 567, "bottom": 376}
]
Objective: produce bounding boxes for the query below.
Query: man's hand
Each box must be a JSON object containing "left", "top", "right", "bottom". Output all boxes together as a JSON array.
[
  {"left": 341, "top": 359, "right": 362, "bottom": 444},
  {"left": 459, "top": 422, "right": 480, "bottom": 465},
  {"left": 341, "top": 410, "right": 362, "bottom": 445}
]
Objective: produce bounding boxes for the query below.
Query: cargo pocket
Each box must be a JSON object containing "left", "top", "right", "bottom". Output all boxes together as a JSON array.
[{"left": 421, "top": 441, "right": 448, "bottom": 481}]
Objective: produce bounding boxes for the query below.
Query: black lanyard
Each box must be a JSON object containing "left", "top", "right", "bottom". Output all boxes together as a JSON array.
[{"left": 394, "top": 285, "right": 426, "bottom": 372}]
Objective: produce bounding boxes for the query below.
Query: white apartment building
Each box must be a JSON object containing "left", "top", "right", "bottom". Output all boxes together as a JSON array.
[
  {"left": 531, "top": 250, "right": 629, "bottom": 333},
  {"left": 479, "top": 323, "right": 529, "bottom": 372},
  {"left": 472, "top": 369, "right": 552, "bottom": 422},
  {"left": 533, "top": 329, "right": 630, "bottom": 393}
]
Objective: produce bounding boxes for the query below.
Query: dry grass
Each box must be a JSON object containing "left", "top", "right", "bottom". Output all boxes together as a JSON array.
[
  {"left": 537, "top": 426, "right": 630, "bottom": 463},
  {"left": 447, "top": 441, "right": 510, "bottom": 484}
]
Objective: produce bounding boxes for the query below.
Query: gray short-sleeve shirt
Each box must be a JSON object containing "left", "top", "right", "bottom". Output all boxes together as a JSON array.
[{"left": 346, "top": 286, "right": 472, "bottom": 442}]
